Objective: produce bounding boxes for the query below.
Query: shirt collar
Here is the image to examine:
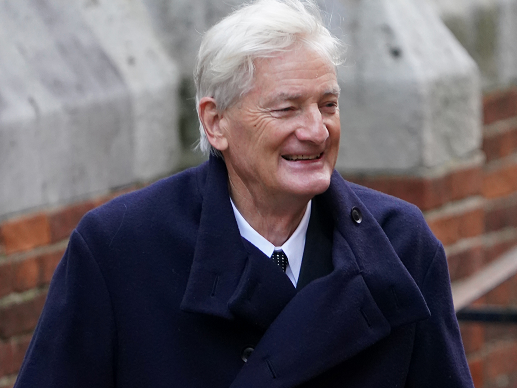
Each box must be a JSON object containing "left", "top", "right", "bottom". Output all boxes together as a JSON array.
[{"left": 230, "top": 199, "right": 311, "bottom": 286}]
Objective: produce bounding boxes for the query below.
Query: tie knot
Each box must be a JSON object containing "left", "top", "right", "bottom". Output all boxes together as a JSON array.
[{"left": 271, "top": 250, "right": 288, "bottom": 272}]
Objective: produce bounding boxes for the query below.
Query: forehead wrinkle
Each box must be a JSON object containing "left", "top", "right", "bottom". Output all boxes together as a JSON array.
[
  {"left": 262, "top": 85, "right": 340, "bottom": 107},
  {"left": 262, "top": 91, "right": 303, "bottom": 106}
]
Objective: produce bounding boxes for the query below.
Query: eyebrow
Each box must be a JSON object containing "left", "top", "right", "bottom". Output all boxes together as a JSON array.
[{"left": 323, "top": 86, "right": 341, "bottom": 98}]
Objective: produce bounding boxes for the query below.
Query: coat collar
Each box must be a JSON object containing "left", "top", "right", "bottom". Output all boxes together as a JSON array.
[
  {"left": 181, "top": 156, "right": 430, "bottom": 387},
  {"left": 180, "top": 155, "right": 296, "bottom": 325}
]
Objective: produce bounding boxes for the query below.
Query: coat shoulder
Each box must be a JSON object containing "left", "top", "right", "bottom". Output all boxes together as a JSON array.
[
  {"left": 347, "top": 181, "right": 441, "bottom": 282},
  {"left": 76, "top": 162, "right": 209, "bottom": 255},
  {"left": 347, "top": 181, "right": 427, "bottom": 230}
]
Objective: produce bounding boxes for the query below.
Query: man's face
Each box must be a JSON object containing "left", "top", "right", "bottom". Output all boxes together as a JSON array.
[{"left": 218, "top": 45, "right": 341, "bottom": 204}]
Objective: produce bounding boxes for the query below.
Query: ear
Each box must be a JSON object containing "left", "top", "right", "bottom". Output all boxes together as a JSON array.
[{"left": 198, "top": 97, "right": 229, "bottom": 152}]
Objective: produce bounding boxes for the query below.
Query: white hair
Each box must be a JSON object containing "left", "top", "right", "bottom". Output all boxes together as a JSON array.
[{"left": 194, "top": 0, "right": 344, "bottom": 155}]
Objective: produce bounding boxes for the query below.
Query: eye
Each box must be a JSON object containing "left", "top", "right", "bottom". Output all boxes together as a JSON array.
[
  {"left": 321, "top": 101, "right": 338, "bottom": 113},
  {"left": 270, "top": 106, "right": 296, "bottom": 118}
]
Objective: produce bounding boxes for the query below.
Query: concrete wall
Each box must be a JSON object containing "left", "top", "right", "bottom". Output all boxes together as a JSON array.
[
  {"left": 4, "top": 0, "right": 515, "bottom": 219},
  {"left": 142, "top": 0, "right": 486, "bottom": 174},
  {"left": 431, "top": 0, "right": 517, "bottom": 90},
  {"left": 326, "top": 0, "right": 481, "bottom": 173},
  {"left": 0, "top": 0, "right": 180, "bottom": 220}
]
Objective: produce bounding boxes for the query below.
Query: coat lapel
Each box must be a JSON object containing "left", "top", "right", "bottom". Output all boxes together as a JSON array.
[
  {"left": 229, "top": 171, "right": 431, "bottom": 388},
  {"left": 181, "top": 157, "right": 430, "bottom": 387},
  {"left": 180, "top": 155, "right": 295, "bottom": 326}
]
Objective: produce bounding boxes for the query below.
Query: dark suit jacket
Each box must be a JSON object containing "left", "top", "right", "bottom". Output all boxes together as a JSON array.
[{"left": 14, "top": 155, "right": 474, "bottom": 388}]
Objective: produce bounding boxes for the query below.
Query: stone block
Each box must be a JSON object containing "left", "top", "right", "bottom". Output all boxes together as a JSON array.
[
  {"left": 432, "top": 0, "right": 517, "bottom": 90},
  {"left": 141, "top": 0, "right": 243, "bottom": 75},
  {"left": 80, "top": 0, "right": 181, "bottom": 180},
  {"left": 139, "top": 0, "right": 484, "bottom": 173},
  {"left": 328, "top": 0, "right": 481, "bottom": 172},
  {"left": 0, "top": 0, "right": 180, "bottom": 218}
]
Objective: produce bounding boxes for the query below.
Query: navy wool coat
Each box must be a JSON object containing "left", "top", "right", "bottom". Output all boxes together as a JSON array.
[{"left": 15, "top": 155, "right": 474, "bottom": 388}]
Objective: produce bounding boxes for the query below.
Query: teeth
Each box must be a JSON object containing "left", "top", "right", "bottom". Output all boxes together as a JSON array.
[{"left": 283, "top": 153, "right": 322, "bottom": 161}]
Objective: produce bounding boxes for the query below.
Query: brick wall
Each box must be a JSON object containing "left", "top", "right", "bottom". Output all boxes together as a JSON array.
[
  {"left": 0, "top": 89, "right": 516, "bottom": 387},
  {"left": 462, "top": 88, "right": 517, "bottom": 388},
  {"left": 0, "top": 187, "right": 139, "bottom": 388},
  {"left": 346, "top": 87, "right": 517, "bottom": 388}
]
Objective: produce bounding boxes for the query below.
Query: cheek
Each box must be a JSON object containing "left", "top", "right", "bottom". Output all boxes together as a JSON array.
[
  {"left": 248, "top": 117, "right": 279, "bottom": 145},
  {"left": 328, "top": 118, "right": 341, "bottom": 142}
]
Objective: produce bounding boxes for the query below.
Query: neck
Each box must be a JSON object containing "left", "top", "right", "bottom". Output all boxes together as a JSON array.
[{"left": 229, "top": 181, "right": 309, "bottom": 247}]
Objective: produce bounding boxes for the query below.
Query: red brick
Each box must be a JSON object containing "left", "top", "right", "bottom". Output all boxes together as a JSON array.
[
  {"left": 4, "top": 249, "right": 63, "bottom": 294},
  {"left": 346, "top": 166, "right": 482, "bottom": 212},
  {"left": 447, "top": 245, "right": 484, "bottom": 282},
  {"left": 483, "top": 88, "right": 517, "bottom": 125},
  {"left": 0, "top": 233, "right": 5, "bottom": 255},
  {"left": 12, "top": 257, "right": 39, "bottom": 293},
  {"left": 485, "top": 323, "right": 517, "bottom": 343},
  {"left": 510, "top": 275, "right": 517, "bottom": 305},
  {"left": 427, "top": 207, "right": 484, "bottom": 246},
  {"left": 0, "top": 293, "right": 47, "bottom": 339},
  {"left": 483, "top": 124, "right": 517, "bottom": 162},
  {"left": 0, "top": 262, "right": 13, "bottom": 298},
  {"left": 345, "top": 176, "right": 441, "bottom": 211},
  {"left": 10, "top": 334, "right": 31, "bottom": 375},
  {"left": 0, "top": 334, "right": 30, "bottom": 378},
  {"left": 38, "top": 250, "right": 63, "bottom": 285},
  {"left": 48, "top": 202, "right": 96, "bottom": 243},
  {"left": 0, "top": 214, "right": 51, "bottom": 255},
  {"left": 484, "top": 238, "right": 517, "bottom": 265},
  {"left": 485, "top": 199, "right": 517, "bottom": 233},
  {"left": 469, "top": 358, "right": 484, "bottom": 388},
  {"left": 483, "top": 163, "right": 517, "bottom": 199},
  {"left": 485, "top": 342, "right": 517, "bottom": 379},
  {"left": 446, "top": 166, "right": 483, "bottom": 202},
  {"left": 0, "top": 340, "right": 13, "bottom": 378},
  {"left": 460, "top": 323, "right": 485, "bottom": 355},
  {"left": 485, "top": 280, "right": 512, "bottom": 306}
]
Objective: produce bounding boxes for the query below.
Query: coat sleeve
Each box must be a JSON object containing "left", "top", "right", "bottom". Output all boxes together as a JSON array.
[
  {"left": 14, "top": 230, "right": 116, "bottom": 388},
  {"left": 405, "top": 244, "right": 474, "bottom": 388}
]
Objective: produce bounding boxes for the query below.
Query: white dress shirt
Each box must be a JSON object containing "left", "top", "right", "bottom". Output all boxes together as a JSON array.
[{"left": 230, "top": 199, "right": 311, "bottom": 287}]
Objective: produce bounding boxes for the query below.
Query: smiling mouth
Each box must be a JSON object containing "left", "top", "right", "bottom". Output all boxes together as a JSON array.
[{"left": 282, "top": 153, "right": 323, "bottom": 161}]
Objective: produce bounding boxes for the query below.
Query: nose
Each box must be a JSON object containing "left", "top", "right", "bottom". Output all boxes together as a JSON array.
[{"left": 295, "top": 105, "right": 329, "bottom": 144}]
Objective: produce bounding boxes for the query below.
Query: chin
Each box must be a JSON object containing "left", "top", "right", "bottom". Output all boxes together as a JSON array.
[{"left": 288, "top": 177, "right": 332, "bottom": 198}]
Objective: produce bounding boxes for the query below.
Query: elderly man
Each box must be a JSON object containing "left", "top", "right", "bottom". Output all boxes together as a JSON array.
[{"left": 15, "top": 0, "right": 473, "bottom": 387}]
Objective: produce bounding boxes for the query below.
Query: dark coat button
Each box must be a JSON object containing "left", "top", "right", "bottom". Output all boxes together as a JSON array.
[
  {"left": 351, "top": 207, "right": 362, "bottom": 224},
  {"left": 241, "top": 347, "right": 254, "bottom": 362}
]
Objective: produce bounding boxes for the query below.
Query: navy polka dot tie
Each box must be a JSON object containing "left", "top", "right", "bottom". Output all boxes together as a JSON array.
[{"left": 271, "top": 250, "right": 288, "bottom": 272}]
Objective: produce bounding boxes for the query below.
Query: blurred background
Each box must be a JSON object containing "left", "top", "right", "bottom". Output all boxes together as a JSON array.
[{"left": 0, "top": 0, "right": 516, "bottom": 386}]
